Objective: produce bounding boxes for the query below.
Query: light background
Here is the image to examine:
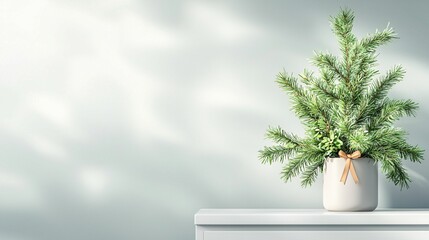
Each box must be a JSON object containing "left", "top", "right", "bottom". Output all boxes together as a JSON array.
[{"left": 0, "top": 0, "right": 428, "bottom": 239}]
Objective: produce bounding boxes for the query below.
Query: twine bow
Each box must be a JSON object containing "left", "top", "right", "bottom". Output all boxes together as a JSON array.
[{"left": 338, "top": 150, "right": 361, "bottom": 184}]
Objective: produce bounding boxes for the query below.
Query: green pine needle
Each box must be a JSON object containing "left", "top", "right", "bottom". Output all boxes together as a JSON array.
[{"left": 259, "top": 9, "right": 424, "bottom": 189}]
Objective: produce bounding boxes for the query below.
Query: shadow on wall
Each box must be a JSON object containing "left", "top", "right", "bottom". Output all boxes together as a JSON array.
[{"left": 381, "top": 105, "right": 429, "bottom": 208}]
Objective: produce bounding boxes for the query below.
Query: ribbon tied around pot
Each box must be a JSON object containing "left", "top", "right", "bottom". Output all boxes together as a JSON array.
[{"left": 338, "top": 150, "right": 361, "bottom": 184}]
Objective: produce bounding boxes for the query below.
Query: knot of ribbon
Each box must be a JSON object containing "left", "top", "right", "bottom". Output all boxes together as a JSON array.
[{"left": 338, "top": 150, "right": 361, "bottom": 184}]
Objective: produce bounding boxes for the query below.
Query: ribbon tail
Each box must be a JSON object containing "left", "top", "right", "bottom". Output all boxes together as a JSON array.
[
  {"left": 349, "top": 161, "right": 359, "bottom": 184},
  {"left": 340, "top": 158, "right": 351, "bottom": 184}
]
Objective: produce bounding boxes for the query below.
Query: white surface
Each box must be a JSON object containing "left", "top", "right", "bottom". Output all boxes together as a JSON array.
[
  {"left": 195, "top": 209, "right": 429, "bottom": 225},
  {"left": 323, "top": 158, "right": 378, "bottom": 211},
  {"left": 196, "top": 209, "right": 429, "bottom": 240},
  {"left": 204, "top": 231, "right": 429, "bottom": 240}
]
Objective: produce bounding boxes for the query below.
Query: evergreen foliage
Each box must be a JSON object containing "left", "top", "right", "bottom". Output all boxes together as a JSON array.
[{"left": 259, "top": 9, "right": 424, "bottom": 189}]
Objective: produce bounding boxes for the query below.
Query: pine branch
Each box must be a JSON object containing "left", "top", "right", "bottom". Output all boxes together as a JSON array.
[
  {"left": 277, "top": 72, "right": 334, "bottom": 127},
  {"left": 360, "top": 25, "right": 397, "bottom": 52},
  {"left": 312, "top": 52, "right": 346, "bottom": 82},
  {"left": 353, "top": 66, "right": 408, "bottom": 128},
  {"left": 320, "top": 68, "right": 336, "bottom": 84},
  {"left": 276, "top": 72, "right": 305, "bottom": 97},
  {"left": 352, "top": 97, "right": 371, "bottom": 127},
  {"left": 367, "top": 65, "right": 405, "bottom": 104},
  {"left": 301, "top": 161, "right": 323, "bottom": 187},
  {"left": 281, "top": 145, "right": 325, "bottom": 183},
  {"left": 367, "top": 99, "right": 418, "bottom": 131},
  {"left": 299, "top": 69, "right": 316, "bottom": 86},
  {"left": 372, "top": 137, "right": 414, "bottom": 189},
  {"left": 333, "top": 99, "right": 354, "bottom": 139},
  {"left": 305, "top": 96, "right": 334, "bottom": 133},
  {"left": 300, "top": 70, "right": 338, "bottom": 101},
  {"left": 369, "top": 128, "right": 424, "bottom": 163},
  {"left": 259, "top": 145, "right": 298, "bottom": 165},
  {"left": 281, "top": 155, "right": 308, "bottom": 182},
  {"left": 331, "top": 8, "right": 356, "bottom": 82},
  {"left": 276, "top": 72, "right": 317, "bottom": 121},
  {"left": 331, "top": 8, "right": 355, "bottom": 45},
  {"left": 397, "top": 143, "right": 424, "bottom": 163},
  {"left": 266, "top": 126, "right": 301, "bottom": 146},
  {"left": 387, "top": 163, "right": 411, "bottom": 190},
  {"left": 348, "top": 47, "right": 378, "bottom": 100}
]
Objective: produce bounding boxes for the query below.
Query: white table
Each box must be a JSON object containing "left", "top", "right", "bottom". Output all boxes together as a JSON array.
[{"left": 195, "top": 209, "right": 429, "bottom": 240}]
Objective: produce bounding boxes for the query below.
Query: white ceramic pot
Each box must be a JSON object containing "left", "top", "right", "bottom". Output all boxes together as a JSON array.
[{"left": 323, "top": 157, "right": 378, "bottom": 211}]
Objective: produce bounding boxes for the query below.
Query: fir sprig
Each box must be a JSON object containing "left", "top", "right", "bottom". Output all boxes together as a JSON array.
[{"left": 259, "top": 9, "right": 424, "bottom": 189}]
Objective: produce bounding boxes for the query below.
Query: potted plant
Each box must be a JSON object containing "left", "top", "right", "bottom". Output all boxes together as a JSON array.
[{"left": 259, "top": 9, "right": 424, "bottom": 211}]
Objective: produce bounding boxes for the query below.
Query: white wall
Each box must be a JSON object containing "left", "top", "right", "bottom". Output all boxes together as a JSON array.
[{"left": 0, "top": 0, "right": 428, "bottom": 239}]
